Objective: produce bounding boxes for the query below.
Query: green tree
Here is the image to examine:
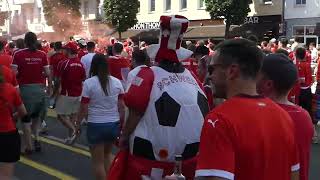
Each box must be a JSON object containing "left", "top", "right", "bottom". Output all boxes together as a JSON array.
[
  {"left": 103, "top": 0, "right": 140, "bottom": 39},
  {"left": 204, "top": 0, "right": 251, "bottom": 38},
  {"left": 42, "top": 0, "right": 82, "bottom": 38}
]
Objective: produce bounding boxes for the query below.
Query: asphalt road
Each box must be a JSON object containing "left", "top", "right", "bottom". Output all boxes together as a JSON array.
[{"left": 13, "top": 113, "right": 320, "bottom": 180}]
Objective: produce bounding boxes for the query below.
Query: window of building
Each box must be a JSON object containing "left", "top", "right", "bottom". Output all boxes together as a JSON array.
[
  {"left": 296, "top": 0, "right": 306, "bottom": 5},
  {"left": 84, "top": 1, "right": 89, "bottom": 19},
  {"left": 306, "top": 25, "right": 316, "bottom": 35},
  {"left": 199, "top": 0, "right": 205, "bottom": 9},
  {"left": 181, "top": 0, "right": 187, "bottom": 10},
  {"left": 293, "top": 26, "right": 305, "bottom": 36},
  {"left": 165, "top": 0, "right": 171, "bottom": 11},
  {"left": 150, "top": 0, "right": 155, "bottom": 12}
]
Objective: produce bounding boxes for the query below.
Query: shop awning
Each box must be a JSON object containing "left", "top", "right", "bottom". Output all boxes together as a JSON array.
[
  {"left": 185, "top": 25, "right": 225, "bottom": 40},
  {"left": 114, "top": 25, "right": 225, "bottom": 41}
]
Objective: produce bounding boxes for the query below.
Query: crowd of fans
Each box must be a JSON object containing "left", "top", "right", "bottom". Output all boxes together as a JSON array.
[{"left": 0, "top": 14, "right": 320, "bottom": 180}]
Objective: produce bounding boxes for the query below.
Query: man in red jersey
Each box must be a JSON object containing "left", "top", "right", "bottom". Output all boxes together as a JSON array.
[
  {"left": 0, "top": 41, "right": 13, "bottom": 67},
  {"left": 56, "top": 42, "right": 86, "bottom": 144},
  {"left": 49, "top": 42, "right": 67, "bottom": 104},
  {"left": 257, "top": 53, "right": 314, "bottom": 180},
  {"left": 295, "top": 47, "right": 313, "bottom": 118},
  {"left": 0, "top": 65, "right": 18, "bottom": 88},
  {"left": 108, "top": 42, "right": 130, "bottom": 87},
  {"left": 11, "top": 32, "right": 52, "bottom": 154},
  {"left": 77, "top": 39, "right": 87, "bottom": 60},
  {"left": 196, "top": 39, "right": 299, "bottom": 180},
  {"left": 0, "top": 68, "right": 27, "bottom": 180}
]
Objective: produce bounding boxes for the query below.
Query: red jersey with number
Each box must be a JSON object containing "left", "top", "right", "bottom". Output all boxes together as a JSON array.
[
  {"left": 58, "top": 57, "right": 86, "bottom": 97},
  {"left": 297, "top": 60, "right": 312, "bottom": 88},
  {"left": 12, "top": 49, "right": 48, "bottom": 85},
  {"left": 108, "top": 55, "right": 131, "bottom": 80},
  {"left": 1, "top": 65, "right": 18, "bottom": 87},
  {"left": 0, "top": 53, "right": 13, "bottom": 67},
  {"left": 0, "top": 83, "right": 22, "bottom": 132},
  {"left": 196, "top": 95, "right": 299, "bottom": 180},
  {"left": 49, "top": 52, "right": 67, "bottom": 77},
  {"left": 278, "top": 104, "right": 313, "bottom": 180}
]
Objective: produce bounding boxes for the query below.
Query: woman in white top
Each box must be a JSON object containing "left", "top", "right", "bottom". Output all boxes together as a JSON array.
[{"left": 77, "top": 54, "right": 125, "bottom": 180}]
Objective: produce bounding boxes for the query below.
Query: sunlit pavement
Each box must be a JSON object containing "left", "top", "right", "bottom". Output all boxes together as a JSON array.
[{"left": 13, "top": 111, "right": 320, "bottom": 180}]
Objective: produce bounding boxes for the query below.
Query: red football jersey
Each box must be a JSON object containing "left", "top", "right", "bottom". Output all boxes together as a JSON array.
[
  {"left": 196, "top": 95, "right": 299, "bottom": 180},
  {"left": 1, "top": 65, "right": 18, "bottom": 87},
  {"left": 0, "top": 83, "right": 22, "bottom": 132},
  {"left": 12, "top": 49, "right": 48, "bottom": 85},
  {"left": 279, "top": 104, "right": 313, "bottom": 180},
  {"left": 108, "top": 55, "right": 131, "bottom": 80},
  {"left": 58, "top": 57, "right": 86, "bottom": 97},
  {"left": 49, "top": 52, "right": 67, "bottom": 77},
  {"left": 0, "top": 53, "right": 13, "bottom": 67},
  {"left": 78, "top": 49, "right": 87, "bottom": 60},
  {"left": 181, "top": 58, "right": 198, "bottom": 78},
  {"left": 288, "top": 82, "right": 301, "bottom": 104},
  {"left": 297, "top": 60, "right": 312, "bottom": 88}
]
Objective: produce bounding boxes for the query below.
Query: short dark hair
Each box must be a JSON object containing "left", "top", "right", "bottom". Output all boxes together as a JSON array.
[
  {"left": 87, "top": 41, "right": 95, "bottom": 50},
  {"left": 54, "top": 41, "right": 63, "bottom": 51},
  {"left": 295, "top": 47, "right": 306, "bottom": 60},
  {"left": 113, "top": 43, "right": 123, "bottom": 53},
  {"left": 261, "top": 54, "right": 298, "bottom": 95},
  {"left": 214, "top": 39, "right": 263, "bottom": 79},
  {"left": 8, "top": 42, "right": 15, "bottom": 49},
  {"left": 209, "top": 43, "right": 215, "bottom": 51},
  {"left": 280, "top": 38, "right": 288, "bottom": 47},
  {"left": 24, "top": 32, "right": 38, "bottom": 51},
  {"left": 16, "top": 38, "right": 25, "bottom": 49},
  {"left": 50, "top": 42, "right": 55, "bottom": 48},
  {"left": 261, "top": 41, "right": 268, "bottom": 47},
  {"left": 187, "top": 44, "right": 196, "bottom": 53},
  {"left": 275, "top": 49, "right": 289, "bottom": 56},
  {"left": 0, "top": 41, "right": 5, "bottom": 51},
  {"left": 132, "top": 49, "right": 148, "bottom": 65},
  {"left": 247, "top": 35, "right": 258, "bottom": 43},
  {"left": 195, "top": 45, "right": 209, "bottom": 56},
  {"left": 69, "top": 36, "right": 74, "bottom": 41}
]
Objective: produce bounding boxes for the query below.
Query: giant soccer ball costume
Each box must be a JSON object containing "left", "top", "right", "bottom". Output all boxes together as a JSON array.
[{"left": 111, "top": 15, "right": 209, "bottom": 180}]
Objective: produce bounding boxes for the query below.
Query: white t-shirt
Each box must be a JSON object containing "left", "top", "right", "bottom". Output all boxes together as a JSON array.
[
  {"left": 82, "top": 76, "right": 124, "bottom": 123},
  {"left": 126, "top": 65, "right": 147, "bottom": 91},
  {"left": 81, "top": 53, "right": 96, "bottom": 78}
]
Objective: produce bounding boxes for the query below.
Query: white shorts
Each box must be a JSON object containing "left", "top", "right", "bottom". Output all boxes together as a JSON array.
[{"left": 55, "top": 95, "right": 80, "bottom": 115}]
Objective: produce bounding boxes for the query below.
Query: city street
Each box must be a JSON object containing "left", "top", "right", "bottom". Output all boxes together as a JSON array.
[{"left": 13, "top": 110, "right": 320, "bottom": 180}]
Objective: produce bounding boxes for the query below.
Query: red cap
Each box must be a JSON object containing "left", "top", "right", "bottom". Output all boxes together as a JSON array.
[{"left": 63, "top": 42, "right": 78, "bottom": 52}]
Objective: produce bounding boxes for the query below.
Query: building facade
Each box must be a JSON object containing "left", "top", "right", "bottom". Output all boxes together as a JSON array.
[
  {"left": 0, "top": 0, "right": 53, "bottom": 39},
  {"left": 284, "top": 0, "right": 320, "bottom": 47},
  {"left": 121, "top": 0, "right": 225, "bottom": 41},
  {"left": 231, "top": 0, "right": 284, "bottom": 41},
  {"left": 129, "top": 0, "right": 284, "bottom": 41}
]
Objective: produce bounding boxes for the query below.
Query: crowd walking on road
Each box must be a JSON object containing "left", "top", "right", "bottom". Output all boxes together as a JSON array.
[{"left": 1, "top": 14, "right": 320, "bottom": 180}]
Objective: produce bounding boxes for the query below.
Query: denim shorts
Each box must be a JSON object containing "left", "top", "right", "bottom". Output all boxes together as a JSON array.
[{"left": 86, "top": 121, "right": 120, "bottom": 146}]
